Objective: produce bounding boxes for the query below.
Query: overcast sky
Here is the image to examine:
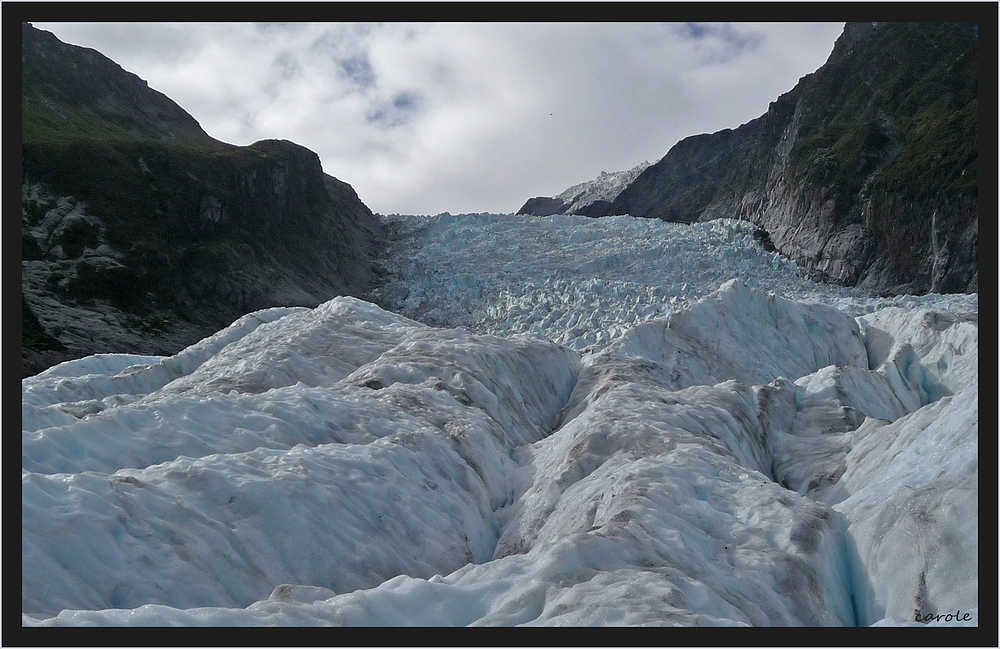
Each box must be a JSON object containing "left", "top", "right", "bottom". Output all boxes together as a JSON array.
[{"left": 34, "top": 21, "right": 846, "bottom": 216}]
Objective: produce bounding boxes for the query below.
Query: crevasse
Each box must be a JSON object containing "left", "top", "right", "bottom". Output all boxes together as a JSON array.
[{"left": 22, "top": 213, "right": 977, "bottom": 626}]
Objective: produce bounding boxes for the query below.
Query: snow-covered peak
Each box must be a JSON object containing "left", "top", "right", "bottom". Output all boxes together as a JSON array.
[{"left": 554, "top": 160, "right": 652, "bottom": 213}]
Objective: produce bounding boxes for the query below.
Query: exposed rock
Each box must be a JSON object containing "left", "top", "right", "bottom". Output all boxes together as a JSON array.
[
  {"left": 517, "top": 161, "right": 652, "bottom": 216},
  {"left": 606, "top": 22, "right": 977, "bottom": 296},
  {"left": 516, "top": 23, "right": 978, "bottom": 296},
  {"left": 517, "top": 196, "right": 570, "bottom": 217},
  {"left": 21, "top": 23, "right": 386, "bottom": 375}
]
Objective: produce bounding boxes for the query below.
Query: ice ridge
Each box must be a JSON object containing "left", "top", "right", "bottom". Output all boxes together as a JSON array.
[{"left": 22, "top": 213, "right": 977, "bottom": 627}]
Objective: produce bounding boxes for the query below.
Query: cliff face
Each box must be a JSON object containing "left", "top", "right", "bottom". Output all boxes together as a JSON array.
[
  {"left": 520, "top": 22, "right": 978, "bottom": 296},
  {"left": 21, "top": 24, "right": 386, "bottom": 375},
  {"left": 607, "top": 22, "right": 978, "bottom": 295}
]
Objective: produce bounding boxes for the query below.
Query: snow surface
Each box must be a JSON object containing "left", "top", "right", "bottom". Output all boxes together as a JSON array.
[
  {"left": 22, "top": 213, "right": 978, "bottom": 627},
  {"left": 554, "top": 161, "right": 653, "bottom": 214}
]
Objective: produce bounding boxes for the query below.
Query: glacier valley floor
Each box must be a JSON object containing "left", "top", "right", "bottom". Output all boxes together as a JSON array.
[{"left": 22, "top": 213, "right": 978, "bottom": 627}]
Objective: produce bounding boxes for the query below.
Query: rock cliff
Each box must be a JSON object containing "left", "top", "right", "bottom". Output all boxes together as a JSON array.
[
  {"left": 21, "top": 23, "right": 386, "bottom": 376},
  {"left": 524, "top": 22, "right": 979, "bottom": 296}
]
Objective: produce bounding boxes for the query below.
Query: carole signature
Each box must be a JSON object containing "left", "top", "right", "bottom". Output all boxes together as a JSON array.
[{"left": 914, "top": 609, "right": 974, "bottom": 623}]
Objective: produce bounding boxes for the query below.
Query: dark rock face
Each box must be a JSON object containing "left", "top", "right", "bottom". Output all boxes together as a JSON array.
[
  {"left": 572, "top": 200, "right": 615, "bottom": 218},
  {"left": 517, "top": 196, "right": 570, "bottom": 216},
  {"left": 608, "top": 22, "right": 978, "bottom": 295},
  {"left": 609, "top": 129, "right": 751, "bottom": 224},
  {"left": 21, "top": 23, "right": 386, "bottom": 375}
]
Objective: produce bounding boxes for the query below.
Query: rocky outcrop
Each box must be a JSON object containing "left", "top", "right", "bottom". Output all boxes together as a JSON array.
[
  {"left": 605, "top": 22, "right": 978, "bottom": 295},
  {"left": 21, "top": 23, "right": 386, "bottom": 376},
  {"left": 517, "top": 196, "right": 571, "bottom": 217}
]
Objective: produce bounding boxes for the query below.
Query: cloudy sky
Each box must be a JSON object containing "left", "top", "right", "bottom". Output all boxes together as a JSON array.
[{"left": 34, "top": 20, "right": 846, "bottom": 215}]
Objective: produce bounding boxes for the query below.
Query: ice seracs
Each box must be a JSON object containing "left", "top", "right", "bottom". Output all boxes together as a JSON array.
[
  {"left": 22, "top": 297, "right": 580, "bottom": 618},
  {"left": 22, "top": 214, "right": 977, "bottom": 627}
]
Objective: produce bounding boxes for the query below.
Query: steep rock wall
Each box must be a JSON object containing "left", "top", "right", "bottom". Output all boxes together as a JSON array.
[
  {"left": 607, "top": 22, "right": 978, "bottom": 295},
  {"left": 21, "top": 24, "right": 386, "bottom": 375}
]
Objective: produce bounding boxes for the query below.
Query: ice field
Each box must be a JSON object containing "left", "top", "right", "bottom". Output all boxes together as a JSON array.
[
  {"left": 22, "top": 213, "right": 978, "bottom": 627},
  {"left": 372, "top": 213, "right": 977, "bottom": 348}
]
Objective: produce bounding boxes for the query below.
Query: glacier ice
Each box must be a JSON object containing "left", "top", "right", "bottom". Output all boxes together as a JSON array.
[{"left": 22, "top": 213, "right": 977, "bottom": 627}]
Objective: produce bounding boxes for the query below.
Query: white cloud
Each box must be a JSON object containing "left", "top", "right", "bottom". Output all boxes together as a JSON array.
[{"left": 32, "top": 22, "right": 845, "bottom": 215}]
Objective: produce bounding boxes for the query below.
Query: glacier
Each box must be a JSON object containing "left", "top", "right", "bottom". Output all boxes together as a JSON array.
[{"left": 21, "top": 213, "right": 977, "bottom": 627}]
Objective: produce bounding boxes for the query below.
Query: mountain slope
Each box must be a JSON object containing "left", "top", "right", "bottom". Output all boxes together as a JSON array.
[
  {"left": 21, "top": 23, "right": 386, "bottom": 376},
  {"left": 517, "top": 161, "right": 653, "bottom": 217},
  {"left": 21, "top": 22, "right": 216, "bottom": 147},
  {"left": 522, "top": 22, "right": 979, "bottom": 296}
]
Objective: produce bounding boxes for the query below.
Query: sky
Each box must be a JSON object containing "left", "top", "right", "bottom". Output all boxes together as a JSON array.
[{"left": 33, "top": 21, "right": 846, "bottom": 216}]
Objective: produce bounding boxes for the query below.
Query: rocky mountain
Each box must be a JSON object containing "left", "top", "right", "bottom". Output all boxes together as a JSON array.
[
  {"left": 517, "top": 160, "right": 653, "bottom": 217},
  {"left": 21, "top": 23, "right": 386, "bottom": 376},
  {"left": 521, "top": 22, "right": 979, "bottom": 296}
]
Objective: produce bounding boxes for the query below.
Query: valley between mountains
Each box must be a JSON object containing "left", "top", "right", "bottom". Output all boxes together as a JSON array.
[{"left": 22, "top": 20, "right": 979, "bottom": 630}]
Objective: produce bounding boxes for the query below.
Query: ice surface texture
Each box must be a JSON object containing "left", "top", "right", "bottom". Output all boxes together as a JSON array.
[
  {"left": 372, "top": 213, "right": 974, "bottom": 350},
  {"left": 22, "top": 214, "right": 977, "bottom": 627}
]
